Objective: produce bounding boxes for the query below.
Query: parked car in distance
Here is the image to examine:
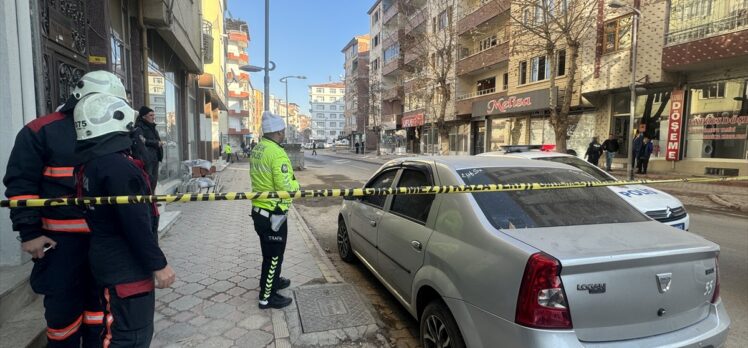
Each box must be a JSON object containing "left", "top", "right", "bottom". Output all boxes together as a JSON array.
[
  {"left": 479, "top": 145, "right": 690, "bottom": 230},
  {"left": 337, "top": 156, "right": 727, "bottom": 348}
]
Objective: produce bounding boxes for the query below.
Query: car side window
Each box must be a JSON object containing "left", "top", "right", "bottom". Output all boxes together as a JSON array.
[
  {"left": 390, "top": 169, "right": 435, "bottom": 224},
  {"left": 362, "top": 169, "right": 398, "bottom": 208}
]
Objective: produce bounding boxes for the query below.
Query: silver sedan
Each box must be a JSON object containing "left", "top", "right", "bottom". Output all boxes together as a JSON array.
[{"left": 337, "top": 156, "right": 729, "bottom": 348}]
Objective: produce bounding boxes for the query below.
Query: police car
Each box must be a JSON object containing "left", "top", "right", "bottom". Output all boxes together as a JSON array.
[{"left": 479, "top": 145, "right": 690, "bottom": 230}]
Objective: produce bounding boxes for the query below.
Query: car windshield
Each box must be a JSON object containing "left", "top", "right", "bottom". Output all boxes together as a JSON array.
[
  {"left": 535, "top": 156, "right": 615, "bottom": 182},
  {"left": 458, "top": 167, "right": 648, "bottom": 229}
]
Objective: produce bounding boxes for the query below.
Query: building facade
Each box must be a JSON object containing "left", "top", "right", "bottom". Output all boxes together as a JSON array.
[
  {"left": 198, "top": 0, "right": 229, "bottom": 162},
  {"left": 342, "top": 35, "right": 373, "bottom": 150},
  {"left": 309, "top": 82, "right": 346, "bottom": 142},
  {"left": 224, "top": 18, "right": 252, "bottom": 148}
]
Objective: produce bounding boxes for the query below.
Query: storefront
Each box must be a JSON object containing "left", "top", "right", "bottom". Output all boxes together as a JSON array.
[{"left": 651, "top": 79, "right": 748, "bottom": 175}]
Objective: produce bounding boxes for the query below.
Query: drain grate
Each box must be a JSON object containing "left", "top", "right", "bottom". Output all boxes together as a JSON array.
[{"left": 294, "top": 284, "right": 375, "bottom": 333}]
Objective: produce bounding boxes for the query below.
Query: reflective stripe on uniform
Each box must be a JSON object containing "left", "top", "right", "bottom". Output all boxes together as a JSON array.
[
  {"left": 83, "top": 311, "right": 105, "bottom": 325},
  {"left": 42, "top": 218, "right": 91, "bottom": 233},
  {"left": 103, "top": 289, "right": 114, "bottom": 348},
  {"left": 47, "top": 315, "right": 82, "bottom": 341},
  {"left": 43, "top": 166, "right": 75, "bottom": 178},
  {"left": 9, "top": 195, "right": 40, "bottom": 200}
]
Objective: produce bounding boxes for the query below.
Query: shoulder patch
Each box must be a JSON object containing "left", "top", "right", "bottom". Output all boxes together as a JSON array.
[
  {"left": 27, "top": 112, "right": 66, "bottom": 133},
  {"left": 281, "top": 164, "right": 288, "bottom": 173}
]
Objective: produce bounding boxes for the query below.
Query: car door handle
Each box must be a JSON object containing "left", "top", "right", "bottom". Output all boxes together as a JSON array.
[
  {"left": 411, "top": 240, "right": 423, "bottom": 251},
  {"left": 369, "top": 220, "right": 377, "bottom": 227}
]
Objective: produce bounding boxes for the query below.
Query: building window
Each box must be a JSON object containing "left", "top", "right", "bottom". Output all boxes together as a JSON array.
[
  {"left": 476, "top": 77, "right": 496, "bottom": 96},
  {"left": 384, "top": 44, "right": 400, "bottom": 63},
  {"left": 339, "top": 122, "right": 346, "bottom": 127},
  {"left": 699, "top": 82, "right": 725, "bottom": 99},
  {"left": 479, "top": 35, "right": 498, "bottom": 52},
  {"left": 317, "top": 105, "right": 324, "bottom": 110},
  {"left": 603, "top": 15, "right": 632, "bottom": 53},
  {"left": 330, "top": 130, "right": 337, "bottom": 136},
  {"left": 502, "top": 73, "right": 509, "bottom": 91},
  {"left": 557, "top": 50, "right": 566, "bottom": 76},
  {"left": 373, "top": 34, "right": 380, "bottom": 47},
  {"left": 372, "top": 10, "right": 380, "bottom": 25},
  {"left": 316, "top": 88, "right": 323, "bottom": 93},
  {"left": 530, "top": 56, "right": 548, "bottom": 82},
  {"left": 519, "top": 61, "right": 528, "bottom": 85},
  {"left": 316, "top": 113, "right": 324, "bottom": 118},
  {"left": 330, "top": 105, "right": 336, "bottom": 110},
  {"left": 372, "top": 58, "right": 379, "bottom": 71},
  {"left": 436, "top": 7, "right": 452, "bottom": 30}
]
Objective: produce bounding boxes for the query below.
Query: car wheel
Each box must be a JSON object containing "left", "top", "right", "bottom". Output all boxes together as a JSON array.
[
  {"left": 337, "top": 219, "right": 356, "bottom": 263},
  {"left": 421, "top": 301, "right": 466, "bottom": 348}
]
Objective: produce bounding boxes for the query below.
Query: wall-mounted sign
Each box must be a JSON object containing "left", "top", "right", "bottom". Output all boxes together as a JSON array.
[
  {"left": 472, "top": 88, "right": 557, "bottom": 117},
  {"left": 665, "top": 89, "right": 685, "bottom": 161},
  {"left": 402, "top": 113, "right": 425, "bottom": 128}
]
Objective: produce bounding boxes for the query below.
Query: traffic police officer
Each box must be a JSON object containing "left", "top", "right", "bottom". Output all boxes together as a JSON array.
[
  {"left": 3, "top": 71, "right": 127, "bottom": 347},
  {"left": 250, "top": 111, "right": 299, "bottom": 309}
]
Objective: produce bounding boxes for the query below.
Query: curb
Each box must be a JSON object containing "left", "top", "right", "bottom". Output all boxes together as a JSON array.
[
  {"left": 320, "top": 152, "right": 391, "bottom": 166},
  {"left": 289, "top": 205, "right": 343, "bottom": 284},
  {"left": 707, "top": 194, "right": 747, "bottom": 212}
]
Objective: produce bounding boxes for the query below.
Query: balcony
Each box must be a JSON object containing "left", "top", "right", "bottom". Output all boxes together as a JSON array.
[
  {"left": 455, "top": 89, "right": 507, "bottom": 116},
  {"left": 228, "top": 90, "right": 249, "bottom": 98},
  {"left": 404, "top": 76, "right": 426, "bottom": 92},
  {"left": 457, "top": 0, "right": 510, "bottom": 36},
  {"left": 383, "top": 58, "right": 402, "bottom": 76},
  {"left": 405, "top": 8, "right": 426, "bottom": 34},
  {"left": 457, "top": 42, "right": 509, "bottom": 76},
  {"left": 228, "top": 109, "right": 249, "bottom": 116},
  {"left": 666, "top": 12, "right": 748, "bottom": 46},
  {"left": 383, "top": 85, "right": 404, "bottom": 101},
  {"left": 383, "top": 1, "right": 400, "bottom": 25},
  {"left": 228, "top": 31, "right": 248, "bottom": 42},
  {"left": 228, "top": 127, "right": 250, "bottom": 135},
  {"left": 227, "top": 52, "right": 248, "bottom": 62},
  {"left": 663, "top": 29, "right": 748, "bottom": 70}
]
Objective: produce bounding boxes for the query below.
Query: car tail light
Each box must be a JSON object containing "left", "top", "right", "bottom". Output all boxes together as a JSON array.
[
  {"left": 711, "top": 255, "right": 720, "bottom": 304},
  {"left": 540, "top": 144, "right": 556, "bottom": 152},
  {"left": 516, "top": 253, "right": 573, "bottom": 329}
]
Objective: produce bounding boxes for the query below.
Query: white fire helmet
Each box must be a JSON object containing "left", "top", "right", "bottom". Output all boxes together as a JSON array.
[
  {"left": 74, "top": 93, "right": 136, "bottom": 141},
  {"left": 71, "top": 70, "right": 128, "bottom": 101}
]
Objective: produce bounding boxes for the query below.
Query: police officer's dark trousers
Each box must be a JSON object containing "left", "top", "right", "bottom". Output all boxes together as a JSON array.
[
  {"left": 31, "top": 234, "right": 104, "bottom": 347},
  {"left": 251, "top": 208, "right": 288, "bottom": 300},
  {"left": 101, "top": 283, "right": 155, "bottom": 348}
]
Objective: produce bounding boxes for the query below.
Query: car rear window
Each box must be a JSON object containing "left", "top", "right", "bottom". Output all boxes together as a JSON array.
[
  {"left": 458, "top": 167, "right": 648, "bottom": 229},
  {"left": 536, "top": 156, "right": 615, "bottom": 182}
]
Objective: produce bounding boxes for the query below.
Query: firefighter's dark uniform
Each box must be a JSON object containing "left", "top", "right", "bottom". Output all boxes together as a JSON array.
[
  {"left": 3, "top": 110, "right": 104, "bottom": 347},
  {"left": 79, "top": 152, "right": 167, "bottom": 348},
  {"left": 249, "top": 137, "right": 299, "bottom": 301}
]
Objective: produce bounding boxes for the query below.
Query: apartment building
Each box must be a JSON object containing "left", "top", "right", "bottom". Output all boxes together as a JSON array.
[
  {"left": 198, "top": 0, "right": 229, "bottom": 162},
  {"left": 309, "top": 82, "right": 346, "bottom": 142},
  {"left": 342, "top": 35, "right": 373, "bottom": 149},
  {"left": 225, "top": 18, "right": 252, "bottom": 147}
]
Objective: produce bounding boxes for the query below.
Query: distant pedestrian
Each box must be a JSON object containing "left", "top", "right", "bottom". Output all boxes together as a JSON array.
[
  {"left": 224, "top": 143, "right": 234, "bottom": 163},
  {"left": 632, "top": 131, "right": 644, "bottom": 173},
  {"left": 250, "top": 111, "right": 300, "bottom": 309},
  {"left": 136, "top": 106, "right": 164, "bottom": 188},
  {"left": 250, "top": 139, "right": 257, "bottom": 151},
  {"left": 637, "top": 136, "right": 654, "bottom": 174},
  {"left": 354, "top": 142, "right": 360, "bottom": 154},
  {"left": 74, "top": 90, "right": 175, "bottom": 348},
  {"left": 241, "top": 141, "right": 247, "bottom": 158},
  {"left": 312, "top": 142, "right": 317, "bottom": 156},
  {"left": 601, "top": 133, "right": 620, "bottom": 172},
  {"left": 584, "top": 137, "right": 603, "bottom": 166}
]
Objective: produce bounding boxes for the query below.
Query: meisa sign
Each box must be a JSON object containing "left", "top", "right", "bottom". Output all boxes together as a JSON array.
[
  {"left": 665, "top": 89, "right": 685, "bottom": 161},
  {"left": 472, "top": 88, "right": 558, "bottom": 117}
]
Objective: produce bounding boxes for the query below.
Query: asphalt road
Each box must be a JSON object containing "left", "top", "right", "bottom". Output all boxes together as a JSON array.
[{"left": 294, "top": 152, "right": 748, "bottom": 348}]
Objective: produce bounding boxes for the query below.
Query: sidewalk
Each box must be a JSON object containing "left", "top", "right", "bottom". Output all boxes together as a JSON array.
[
  {"left": 321, "top": 151, "right": 748, "bottom": 212},
  {"left": 152, "top": 163, "right": 385, "bottom": 347}
]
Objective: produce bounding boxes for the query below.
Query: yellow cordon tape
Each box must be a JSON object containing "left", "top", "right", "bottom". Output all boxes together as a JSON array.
[{"left": 2, "top": 176, "right": 747, "bottom": 209}]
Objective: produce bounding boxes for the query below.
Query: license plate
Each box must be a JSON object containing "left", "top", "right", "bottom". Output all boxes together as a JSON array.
[{"left": 673, "top": 223, "right": 685, "bottom": 230}]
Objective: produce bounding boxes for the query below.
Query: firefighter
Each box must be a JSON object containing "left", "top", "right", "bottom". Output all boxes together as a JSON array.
[
  {"left": 3, "top": 70, "right": 129, "bottom": 347},
  {"left": 74, "top": 90, "right": 175, "bottom": 347},
  {"left": 250, "top": 111, "right": 300, "bottom": 309}
]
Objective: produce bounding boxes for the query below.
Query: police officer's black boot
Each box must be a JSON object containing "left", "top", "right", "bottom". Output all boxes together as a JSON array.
[
  {"left": 276, "top": 276, "right": 291, "bottom": 290},
  {"left": 259, "top": 293, "right": 293, "bottom": 309}
]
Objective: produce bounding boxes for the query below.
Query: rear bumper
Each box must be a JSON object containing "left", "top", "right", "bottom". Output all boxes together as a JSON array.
[{"left": 461, "top": 299, "right": 729, "bottom": 348}]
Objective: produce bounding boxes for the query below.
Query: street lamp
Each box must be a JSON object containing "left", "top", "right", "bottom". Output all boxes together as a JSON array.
[
  {"left": 608, "top": 0, "right": 642, "bottom": 180},
  {"left": 238, "top": 0, "right": 274, "bottom": 112},
  {"left": 280, "top": 75, "right": 306, "bottom": 142}
]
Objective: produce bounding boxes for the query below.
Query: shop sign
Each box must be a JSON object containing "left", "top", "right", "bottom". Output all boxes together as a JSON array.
[
  {"left": 665, "top": 89, "right": 685, "bottom": 161},
  {"left": 381, "top": 114, "right": 397, "bottom": 130},
  {"left": 402, "top": 113, "right": 425, "bottom": 128},
  {"left": 687, "top": 112, "right": 748, "bottom": 140},
  {"left": 472, "top": 88, "right": 557, "bottom": 117}
]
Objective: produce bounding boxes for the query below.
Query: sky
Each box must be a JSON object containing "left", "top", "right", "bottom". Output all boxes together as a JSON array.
[{"left": 227, "top": 0, "right": 372, "bottom": 115}]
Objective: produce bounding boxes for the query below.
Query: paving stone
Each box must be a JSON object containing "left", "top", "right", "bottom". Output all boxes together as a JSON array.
[
  {"left": 224, "top": 327, "right": 249, "bottom": 340},
  {"left": 211, "top": 280, "right": 234, "bottom": 293},
  {"left": 189, "top": 315, "right": 211, "bottom": 327},
  {"left": 226, "top": 286, "right": 247, "bottom": 297},
  {"left": 235, "top": 330, "right": 273, "bottom": 347},
  {"left": 203, "top": 302, "right": 237, "bottom": 319},
  {"left": 168, "top": 295, "right": 202, "bottom": 311},
  {"left": 197, "top": 318, "right": 234, "bottom": 335},
  {"left": 170, "top": 311, "right": 196, "bottom": 323},
  {"left": 196, "top": 336, "right": 234, "bottom": 348},
  {"left": 157, "top": 291, "right": 182, "bottom": 303},
  {"left": 154, "top": 323, "right": 199, "bottom": 342},
  {"left": 209, "top": 293, "right": 232, "bottom": 303},
  {"left": 175, "top": 282, "right": 205, "bottom": 296},
  {"left": 238, "top": 315, "right": 270, "bottom": 330},
  {"left": 194, "top": 288, "right": 217, "bottom": 300}
]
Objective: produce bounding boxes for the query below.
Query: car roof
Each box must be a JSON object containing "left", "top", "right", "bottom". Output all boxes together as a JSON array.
[
  {"left": 479, "top": 150, "right": 574, "bottom": 160},
  {"left": 383, "top": 155, "right": 580, "bottom": 171}
]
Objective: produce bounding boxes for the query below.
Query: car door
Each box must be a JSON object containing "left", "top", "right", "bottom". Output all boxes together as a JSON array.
[
  {"left": 376, "top": 163, "right": 437, "bottom": 301},
  {"left": 347, "top": 168, "right": 399, "bottom": 267}
]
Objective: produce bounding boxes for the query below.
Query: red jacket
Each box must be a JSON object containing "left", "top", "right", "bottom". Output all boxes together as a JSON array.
[{"left": 3, "top": 111, "right": 89, "bottom": 241}]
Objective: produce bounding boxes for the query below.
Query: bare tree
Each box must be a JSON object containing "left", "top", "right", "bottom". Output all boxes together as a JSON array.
[
  {"left": 368, "top": 73, "right": 383, "bottom": 155},
  {"left": 509, "top": 0, "right": 599, "bottom": 152},
  {"left": 400, "top": 0, "right": 465, "bottom": 155}
]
